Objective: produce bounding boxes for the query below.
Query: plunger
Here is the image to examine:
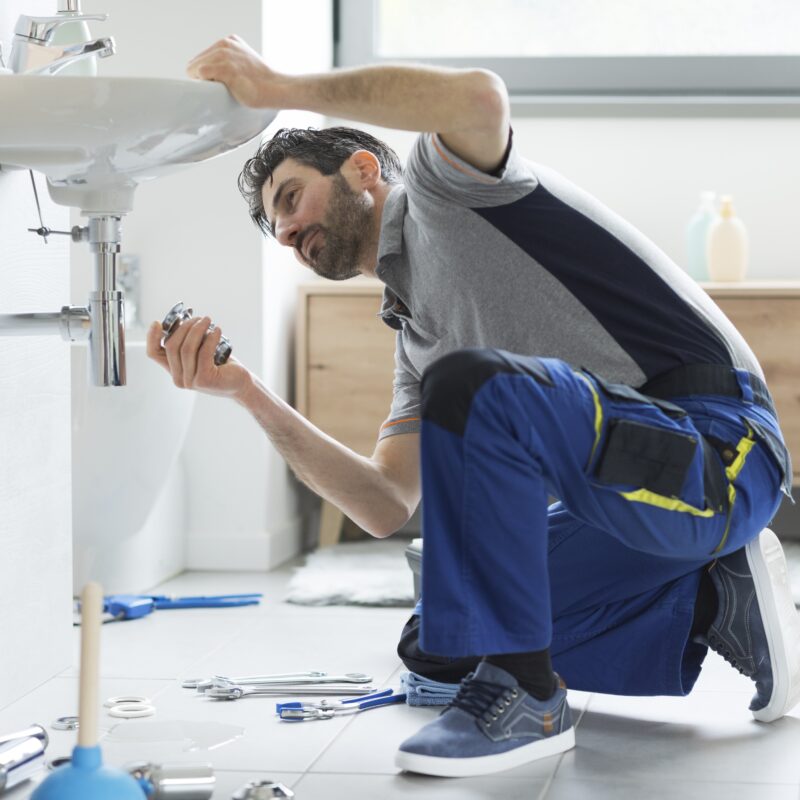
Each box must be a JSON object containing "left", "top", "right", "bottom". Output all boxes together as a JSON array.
[{"left": 31, "top": 582, "right": 145, "bottom": 799}]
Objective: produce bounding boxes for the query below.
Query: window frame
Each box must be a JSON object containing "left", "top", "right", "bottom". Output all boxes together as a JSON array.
[{"left": 335, "top": 0, "right": 800, "bottom": 99}]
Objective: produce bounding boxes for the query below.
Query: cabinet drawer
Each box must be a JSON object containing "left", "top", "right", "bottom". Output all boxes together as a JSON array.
[
  {"left": 303, "top": 293, "right": 396, "bottom": 455},
  {"left": 713, "top": 297, "right": 800, "bottom": 482}
]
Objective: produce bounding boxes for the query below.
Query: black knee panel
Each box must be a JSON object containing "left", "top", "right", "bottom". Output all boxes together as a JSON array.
[{"left": 421, "top": 348, "right": 552, "bottom": 436}]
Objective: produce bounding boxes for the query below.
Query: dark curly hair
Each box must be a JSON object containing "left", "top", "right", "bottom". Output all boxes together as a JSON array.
[{"left": 238, "top": 127, "right": 403, "bottom": 237}]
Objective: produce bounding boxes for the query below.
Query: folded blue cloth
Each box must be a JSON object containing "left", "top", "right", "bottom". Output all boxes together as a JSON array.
[{"left": 400, "top": 671, "right": 461, "bottom": 706}]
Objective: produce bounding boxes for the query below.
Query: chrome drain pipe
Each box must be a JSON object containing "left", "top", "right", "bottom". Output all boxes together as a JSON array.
[
  {"left": 87, "top": 215, "right": 126, "bottom": 386},
  {"left": 0, "top": 214, "right": 126, "bottom": 386}
]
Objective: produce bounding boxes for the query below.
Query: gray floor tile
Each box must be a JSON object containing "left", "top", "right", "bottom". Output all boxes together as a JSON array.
[
  {"left": 182, "top": 609, "right": 409, "bottom": 689},
  {"left": 98, "top": 681, "right": 361, "bottom": 773},
  {"left": 294, "top": 771, "right": 550, "bottom": 799},
  {"left": 0, "top": 675, "right": 173, "bottom": 760},
  {"left": 6, "top": 565, "right": 800, "bottom": 799},
  {"left": 556, "top": 691, "right": 800, "bottom": 786},
  {"left": 545, "top": 777, "right": 800, "bottom": 800},
  {"left": 65, "top": 609, "right": 250, "bottom": 680}
]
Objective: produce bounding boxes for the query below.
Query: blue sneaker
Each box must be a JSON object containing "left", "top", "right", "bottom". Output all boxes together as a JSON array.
[
  {"left": 395, "top": 661, "right": 574, "bottom": 777},
  {"left": 698, "top": 529, "right": 800, "bottom": 722}
]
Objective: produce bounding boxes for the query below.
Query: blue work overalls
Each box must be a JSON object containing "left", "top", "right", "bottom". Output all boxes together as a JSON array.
[{"left": 417, "top": 349, "right": 789, "bottom": 696}]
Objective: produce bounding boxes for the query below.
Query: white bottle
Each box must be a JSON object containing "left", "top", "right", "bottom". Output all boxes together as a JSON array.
[
  {"left": 50, "top": 0, "right": 96, "bottom": 77},
  {"left": 685, "top": 191, "right": 716, "bottom": 281},
  {"left": 707, "top": 195, "right": 748, "bottom": 282}
]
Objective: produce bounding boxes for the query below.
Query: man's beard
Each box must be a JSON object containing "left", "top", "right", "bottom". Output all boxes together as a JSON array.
[{"left": 304, "top": 173, "right": 373, "bottom": 281}]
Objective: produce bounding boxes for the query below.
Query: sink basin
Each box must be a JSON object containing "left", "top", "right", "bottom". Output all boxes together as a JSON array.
[{"left": 0, "top": 75, "right": 276, "bottom": 214}]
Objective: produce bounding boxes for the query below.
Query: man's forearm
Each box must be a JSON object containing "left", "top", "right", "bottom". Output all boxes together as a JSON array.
[
  {"left": 235, "top": 376, "right": 410, "bottom": 537},
  {"left": 271, "top": 64, "right": 505, "bottom": 138},
  {"left": 187, "top": 38, "right": 510, "bottom": 171}
]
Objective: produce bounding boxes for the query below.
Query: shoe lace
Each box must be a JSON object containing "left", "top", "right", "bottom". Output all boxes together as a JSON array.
[{"left": 447, "top": 676, "right": 519, "bottom": 725}]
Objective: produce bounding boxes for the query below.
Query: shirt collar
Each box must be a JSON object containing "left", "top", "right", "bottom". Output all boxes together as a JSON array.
[{"left": 376, "top": 183, "right": 407, "bottom": 265}]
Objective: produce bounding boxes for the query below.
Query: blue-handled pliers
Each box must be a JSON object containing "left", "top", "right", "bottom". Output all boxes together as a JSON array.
[
  {"left": 276, "top": 689, "right": 407, "bottom": 721},
  {"left": 102, "top": 593, "right": 262, "bottom": 621}
]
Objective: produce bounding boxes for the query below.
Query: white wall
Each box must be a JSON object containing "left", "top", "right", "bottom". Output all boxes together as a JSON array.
[
  {"left": 340, "top": 113, "right": 800, "bottom": 280},
  {"left": 513, "top": 114, "right": 800, "bottom": 279},
  {"left": 0, "top": 1, "right": 73, "bottom": 709},
  {"left": 71, "top": 0, "right": 331, "bottom": 573}
]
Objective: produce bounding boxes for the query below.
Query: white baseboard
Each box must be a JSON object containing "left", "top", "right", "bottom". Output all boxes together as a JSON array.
[{"left": 186, "top": 517, "right": 303, "bottom": 571}]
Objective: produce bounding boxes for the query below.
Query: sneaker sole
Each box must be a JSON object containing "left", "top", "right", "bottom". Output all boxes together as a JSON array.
[
  {"left": 394, "top": 727, "right": 575, "bottom": 778},
  {"left": 746, "top": 528, "right": 800, "bottom": 722}
]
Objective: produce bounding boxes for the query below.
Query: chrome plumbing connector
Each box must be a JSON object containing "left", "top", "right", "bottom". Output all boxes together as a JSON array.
[
  {"left": 231, "top": 780, "right": 294, "bottom": 799},
  {"left": 0, "top": 306, "right": 90, "bottom": 341},
  {"left": 0, "top": 209, "right": 125, "bottom": 386},
  {"left": 0, "top": 731, "right": 47, "bottom": 793},
  {"left": 126, "top": 761, "right": 215, "bottom": 800},
  {"left": 161, "top": 301, "right": 232, "bottom": 366}
]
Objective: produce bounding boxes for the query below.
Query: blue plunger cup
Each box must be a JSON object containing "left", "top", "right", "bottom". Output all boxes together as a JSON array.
[{"left": 31, "top": 582, "right": 144, "bottom": 800}]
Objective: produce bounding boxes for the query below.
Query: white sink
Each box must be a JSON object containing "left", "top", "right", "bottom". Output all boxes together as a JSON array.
[{"left": 0, "top": 75, "right": 276, "bottom": 214}]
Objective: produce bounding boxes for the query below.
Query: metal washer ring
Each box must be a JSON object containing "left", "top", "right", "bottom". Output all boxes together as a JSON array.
[
  {"left": 47, "top": 756, "right": 72, "bottom": 771},
  {"left": 51, "top": 716, "right": 79, "bottom": 731},
  {"left": 108, "top": 702, "right": 155, "bottom": 719}
]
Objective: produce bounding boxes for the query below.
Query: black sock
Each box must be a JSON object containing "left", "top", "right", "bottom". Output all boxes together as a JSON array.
[
  {"left": 690, "top": 564, "right": 719, "bottom": 641},
  {"left": 484, "top": 649, "right": 557, "bottom": 701}
]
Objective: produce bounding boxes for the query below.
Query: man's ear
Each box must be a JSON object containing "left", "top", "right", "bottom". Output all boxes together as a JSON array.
[{"left": 346, "top": 150, "right": 382, "bottom": 189}]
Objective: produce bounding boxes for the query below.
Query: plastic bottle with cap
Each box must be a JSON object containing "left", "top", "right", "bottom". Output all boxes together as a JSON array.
[
  {"left": 685, "top": 191, "right": 716, "bottom": 281},
  {"left": 707, "top": 195, "right": 749, "bottom": 282},
  {"left": 50, "top": 0, "right": 97, "bottom": 76}
]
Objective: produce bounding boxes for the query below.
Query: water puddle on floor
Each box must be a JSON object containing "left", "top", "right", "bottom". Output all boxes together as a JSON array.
[{"left": 106, "top": 720, "right": 244, "bottom": 752}]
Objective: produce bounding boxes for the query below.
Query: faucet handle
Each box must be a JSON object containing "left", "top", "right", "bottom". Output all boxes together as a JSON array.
[{"left": 14, "top": 14, "right": 108, "bottom": 43}]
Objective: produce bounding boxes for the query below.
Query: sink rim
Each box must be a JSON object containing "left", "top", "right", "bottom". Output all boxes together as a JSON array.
[{"left": 0, "top": 74, "right": 276, "bottom": 215}]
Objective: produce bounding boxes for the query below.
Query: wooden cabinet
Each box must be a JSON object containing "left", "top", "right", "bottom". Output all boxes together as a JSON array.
[
  {"left": 704, "top": 282, "right": 800, "bottom": 485},
  {"left": 296, "top": 279, "right": 800, "bottom": 545},
  {"left": 295, "top": 280, "right": 396, "bottom": 546},
  {"left": 296, "top": 279, "right": 396, "bottom": 454}
]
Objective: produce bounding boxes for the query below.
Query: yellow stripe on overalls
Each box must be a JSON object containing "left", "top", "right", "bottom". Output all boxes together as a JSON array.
[
  {"left": 713, "top": 423, "right": 756, "bottom": 554},
  {"left": 618, "top": 489, "right": 715, "bottom": 518},
  {"left": 576, "top": 372, "right": 604, "bottom": 465}
]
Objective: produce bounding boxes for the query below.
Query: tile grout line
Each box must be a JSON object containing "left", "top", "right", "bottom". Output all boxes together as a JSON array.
[
  {"left": 0, "top": 672, "right": 69, "bottom": 717},
  {"left": 538, "top": 692, "right": 595, "bottom": 799},
  {"left": 291, "top": 712, "right": 365, "bottom": 790},
  {"left": 297, "top": 660, "right": 408, "bottom": 781}
]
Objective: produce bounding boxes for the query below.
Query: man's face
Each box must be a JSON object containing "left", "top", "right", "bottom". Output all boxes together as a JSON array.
[{"left": 262, "top": 158, "right": 374, "bottom": 281}]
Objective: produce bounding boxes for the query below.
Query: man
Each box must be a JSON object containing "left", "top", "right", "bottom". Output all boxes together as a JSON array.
[{"left": 147, "top": 35, "right": 800, "bottom": 778}]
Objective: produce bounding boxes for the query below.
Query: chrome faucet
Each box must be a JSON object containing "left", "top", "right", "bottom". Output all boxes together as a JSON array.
[{"left": 8, "top": 13, "right": 115, "bottom": 75}]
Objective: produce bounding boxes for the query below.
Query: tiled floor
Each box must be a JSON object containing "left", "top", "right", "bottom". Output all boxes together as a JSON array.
[{"left": 2, "top": 555, "right": 799, "bottom": 800}]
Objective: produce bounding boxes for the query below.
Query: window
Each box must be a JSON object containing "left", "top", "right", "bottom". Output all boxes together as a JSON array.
[{"left": 336, "top": 0, "right": 800, "bottom": 97}]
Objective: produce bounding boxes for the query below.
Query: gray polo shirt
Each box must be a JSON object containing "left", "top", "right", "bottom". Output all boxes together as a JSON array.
[{"left": 375, "top": 132, "right": 763, "bottom": 441}]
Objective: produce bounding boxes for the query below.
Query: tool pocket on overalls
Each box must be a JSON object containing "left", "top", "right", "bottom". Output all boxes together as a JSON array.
[
  {"left": 592, "top": 418, "right": 699, "bottom": 496},
  {"left": 582, "top": 370, "right": 723, "bottom": 508}
]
